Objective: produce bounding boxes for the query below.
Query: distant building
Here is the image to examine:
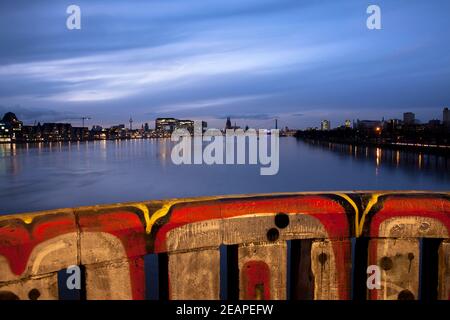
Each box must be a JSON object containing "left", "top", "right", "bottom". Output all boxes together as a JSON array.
[
  {"left": 21, "top": 125, "right": 36, "bottom": 142},
  {"left": 344, "top": 120, "right": 351, "bottom": 128},
  {"left": 108, "top": 124, "right": 126, "bottom": 139},
  {"left": 155, "top": 118, "right": 178, "bottom": 133},
  {"left": 0, "top": 121, "right": 11, "bottom": 142},
  {"left": 225, "top": 117, "right": 232, "bottom": 130},
  {"left": 444, "top": 107, "right": 450, "bottom": 127},
  {"left": 201, "top": 121, "right": 208, "bottom": 131},
  {"left": 1, "top": 112, "right": 23, "bottom": 141},
  {"left": 403, "top": 112, "right": 415, "bottom": 125},
  {"left": 177, "top": 119, "right": 194, "bottom": 133},
  {"left": 320, "top": 120, "right": 330, "bottom": 131},
  {"left": 91, "top": 125, "right": 106, "bottom": 140},
  {"left": 71, "top": 127, "right": 89, "bottom": 140},
  {"left": 357, "top": 120, "right": 382, "bottom": 131},
  {"left": 39, "top": 123, "right": 72, "bottom": 141},
  {"left": 229, "top": 122, "right": 241, "bottom": 130},
  {"left": 386, "top": 119, "right": 402, "bottom": 131},
  {"left": 428, "top": 119, "right": 441, "bottom": 127},
  {"left": 144, "top": 123, "right": 149, "bottom": 132}
]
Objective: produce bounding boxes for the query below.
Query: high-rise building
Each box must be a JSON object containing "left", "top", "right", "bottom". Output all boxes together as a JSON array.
[
  {"left": 321, "top": 120, "right": 330, "bottom": 131},
  {"left": 344, "top": 120, "right": 351, "bottom": 128},
  {"left": 403, "top": 112, "right": 415, "bottom": 125},
  {"left": 144, "top": 123, "right": 149, "bottom": 132},
  {"left": 155, "top": 118, "right": 178, "bottom": 133},
  {"left": 177, "top": 120, "right": 194, "bottom": 133},
  {"left": 444, "top": 107, "right": 450, "bottom": 127}
]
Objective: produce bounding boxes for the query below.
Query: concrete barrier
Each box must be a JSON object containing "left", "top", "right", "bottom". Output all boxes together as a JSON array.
[{"left": 0, "top": 191, "right": 448, "bottom": 300}]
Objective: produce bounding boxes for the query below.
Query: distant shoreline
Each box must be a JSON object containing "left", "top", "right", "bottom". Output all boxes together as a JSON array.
[{"left": 297, "top": 137, "right": 450, "bottom": 156}]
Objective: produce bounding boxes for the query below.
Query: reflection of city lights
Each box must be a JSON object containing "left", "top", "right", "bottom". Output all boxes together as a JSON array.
[
  {"left": 396, "top": 151, "right": 400, "bottom": 166},
  {"left": 376, "top": 148, "right": 381, "bottom": 167},
  {"left": 418, "top": 153, "right": 423, "bottom": 169},
  {"left": 159, "top": 140, "right": 168, "bottom": 166}
]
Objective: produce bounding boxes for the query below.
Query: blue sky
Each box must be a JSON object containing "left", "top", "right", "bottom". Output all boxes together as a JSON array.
[{"left": 0, "top": 0, "right": 449, "bottom": 129}]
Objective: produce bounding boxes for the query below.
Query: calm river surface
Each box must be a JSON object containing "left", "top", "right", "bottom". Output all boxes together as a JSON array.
[{"left": 1, "top": 138, "right": 449, "bottom": 215}]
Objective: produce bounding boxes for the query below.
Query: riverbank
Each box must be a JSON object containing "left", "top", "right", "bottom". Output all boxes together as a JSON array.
[{"left": 295, "top": 135, "right": 450, "bottom": 156}]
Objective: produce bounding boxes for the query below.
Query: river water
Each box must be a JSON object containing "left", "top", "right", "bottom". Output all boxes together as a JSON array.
[{"left": 1, "top": 138, "right": 449, "bottom": 215}]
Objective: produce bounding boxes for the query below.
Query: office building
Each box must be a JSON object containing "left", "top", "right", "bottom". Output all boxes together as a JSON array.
[
  {"left": 155, "top": 118, "right": 178, "bottom": 133},
  {"left": 321, "top": 120, "right": 330, "bottom": 131},
  {"left": 403, "top": 112, "right": 415, "bottom": 125},
  {"left": 444, "top": 107, "right": 450, "bottom": 126}
]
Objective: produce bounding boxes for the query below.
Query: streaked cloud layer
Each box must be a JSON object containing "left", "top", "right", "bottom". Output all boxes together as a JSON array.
[{"left": 0, "top": 0, "right": 449, "bottom": 128}]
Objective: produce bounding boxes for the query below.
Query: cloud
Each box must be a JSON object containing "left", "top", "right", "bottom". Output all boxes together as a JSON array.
[
  {"left": 0, "top": 105, "right": 79, "bottom": 123},
  {"left": 150, "top": 94, "right": 274, "bottom": 114},
  {"left": 0, "top": 33, "right": 351, "bottom": 103},
  {"left": 215, "top": 113, "right": 274, "bottom": 120},
  {"left": 0, "top": 0, "right": 449, "bottom": 128}
]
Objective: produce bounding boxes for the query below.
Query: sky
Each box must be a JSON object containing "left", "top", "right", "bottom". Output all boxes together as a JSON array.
[{"left": 0, "top": 0, "right": 449, "bottom": 129}]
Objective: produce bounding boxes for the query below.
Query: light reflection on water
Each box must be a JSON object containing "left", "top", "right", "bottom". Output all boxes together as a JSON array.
[
  {"left": 303, "top": 140, "right": 450, "bottom": 177},
  {"left": 0, "top": 138, "right": 449, "bottom": 215}
]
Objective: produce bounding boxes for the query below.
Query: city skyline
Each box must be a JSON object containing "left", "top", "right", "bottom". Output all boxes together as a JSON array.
[
  {"left": 2, "top": 107, "right": 449, "bottom": 131},
  {"left": 1, "top": 1, "right": 450, "bottom": 128}
]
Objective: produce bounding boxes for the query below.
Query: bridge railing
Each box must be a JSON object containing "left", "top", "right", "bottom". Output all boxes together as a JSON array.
[{"left": 0, "top": 191, "right": 448, "bottom": 300}]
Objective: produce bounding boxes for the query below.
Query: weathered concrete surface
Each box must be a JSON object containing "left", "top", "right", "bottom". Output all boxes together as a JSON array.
[
  {"left": 377, "top": 216, "right": 449, "bottom": 238},
  {"left": 165, "top": 220, "right": 222, "bottom": 253},
  {"left": 366, "top": 195, "right": 450, "bottom": 238},
  {"left": 0, "top": 273, "right": 58, "bottom": 300},
  {"left": 0, "top": 233, "right": 77, "bottom": 282},
  {"left": 368, "top": 238, "right": 420, "bottom": 300},
  {"left": 0, "top": 209, "right": 78, "bottom": 281},
  {"left": 0, "top": 191, "right": 448, "bottom": 300},
  {"left": 238, "top": 242, "right": 287, "bottom": 300},
  {"left": 0, "top": 209, "right": 77, "bottom": 300},
  {"left": 438, "top": 241, "right": 450, "bottom": 300},
  {"left": 168, "top": 248, "right": 220, "bottom": 300},
  {"left": 85, "top": 257, "right": 144, "bottom": 300},
  {"left": 311, "top": 239, "right": 352, "bottom": 300},
  {"left": 223, "top": 214, "right": 329, "bottom": 245}
]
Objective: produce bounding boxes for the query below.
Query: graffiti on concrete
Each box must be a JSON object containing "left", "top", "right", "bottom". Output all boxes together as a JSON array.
[{"left": 0, "top": 192, "right": 449, "bottom": 300}]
